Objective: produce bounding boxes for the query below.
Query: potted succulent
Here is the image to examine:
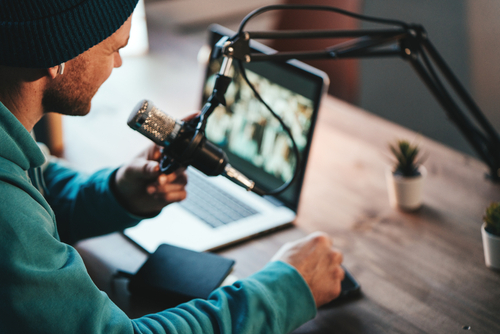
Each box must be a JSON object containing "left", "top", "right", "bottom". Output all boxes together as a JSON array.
[
  {"left": 481, "top": 202, "right": 500, "bottom": 270},
  {"left": 385, "top": 139, "right": 426, "bottom": 211}
]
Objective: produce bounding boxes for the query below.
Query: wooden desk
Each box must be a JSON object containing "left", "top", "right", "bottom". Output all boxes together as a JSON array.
[{"left": 77, "top": 95, "right": 500, "bottom": 333}]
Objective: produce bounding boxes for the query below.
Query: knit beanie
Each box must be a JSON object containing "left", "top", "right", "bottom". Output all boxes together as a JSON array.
[{"left": 0, "top": 0, "right": 139, "bottom": 68}]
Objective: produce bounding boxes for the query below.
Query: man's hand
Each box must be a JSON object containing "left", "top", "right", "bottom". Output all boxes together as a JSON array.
[
  {"left": 112, "top": 144, "right": 188, "bottom": 217},
  {"left": 272, "top": 232, "right": 345, "bottom": 308}
]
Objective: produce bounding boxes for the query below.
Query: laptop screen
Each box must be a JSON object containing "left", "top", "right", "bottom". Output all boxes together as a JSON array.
[{"left": 202, "top": 25, "right": 328, "bottom": 210}]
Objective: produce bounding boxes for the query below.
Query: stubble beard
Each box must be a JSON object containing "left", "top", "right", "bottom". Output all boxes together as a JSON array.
[{"left": 41, "top": 56, "right": 98, "bottom": 117}]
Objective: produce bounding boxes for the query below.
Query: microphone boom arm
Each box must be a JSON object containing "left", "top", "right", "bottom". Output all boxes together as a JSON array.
[{"left": 217, "top": 22, "right": 500, "bottom": 182}]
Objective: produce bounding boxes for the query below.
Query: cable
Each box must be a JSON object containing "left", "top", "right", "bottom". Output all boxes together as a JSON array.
[
  {"left": 232, "top": 5, "right": 410, "bottom": 196},
  {"left": 236, "top": 59, "right": 301, "bottom": 196},
  {"left": 237, "top": 4, "right": 409, "bottom": 35}
]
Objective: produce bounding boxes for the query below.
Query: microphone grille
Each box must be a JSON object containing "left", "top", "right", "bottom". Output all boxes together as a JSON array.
[{"left": 127, "top": 100, "right": 176, "bottom": 145}]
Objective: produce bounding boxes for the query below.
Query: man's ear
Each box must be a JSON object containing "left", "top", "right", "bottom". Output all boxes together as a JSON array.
[
  {"left": 47, "top": 66, "right": 59, "bottom": 79},
  {"left": 47, "top": 63, "right": 64, "bottom": 79}
]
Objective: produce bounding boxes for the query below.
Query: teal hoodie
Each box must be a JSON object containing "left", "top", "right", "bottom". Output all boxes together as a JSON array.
[{"left": 0, "top": 102, "right": 316, "bottom": 334}]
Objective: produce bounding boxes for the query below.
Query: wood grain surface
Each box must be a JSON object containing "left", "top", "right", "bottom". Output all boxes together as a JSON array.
[{"left": 218, "top": 96, "right": 500, "bottom": 333}]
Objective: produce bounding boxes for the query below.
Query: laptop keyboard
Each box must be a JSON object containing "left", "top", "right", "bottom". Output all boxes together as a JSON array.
[{"left": 179, "top": 170, "right": 259, "bottom": 228}]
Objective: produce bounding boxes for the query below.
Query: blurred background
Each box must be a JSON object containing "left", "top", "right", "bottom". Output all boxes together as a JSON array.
[{"left": 38, "top": 0, "right": 500, "bottom": 173}]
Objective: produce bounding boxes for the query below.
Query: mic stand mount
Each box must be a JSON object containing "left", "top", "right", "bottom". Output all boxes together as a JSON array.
[
  {"left": 216, "top": 23, "right": 500, "bottom": 182},
  {"left": 162, "top": 51, "right": 265, "bottom": 194},
  {"left": 159, "top": 37, "right": 234, "bottom": 175}
]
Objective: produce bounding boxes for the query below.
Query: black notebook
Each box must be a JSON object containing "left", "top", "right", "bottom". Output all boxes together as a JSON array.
[{"left": 128, "top": 244, "right": 235, "bottom": 306}]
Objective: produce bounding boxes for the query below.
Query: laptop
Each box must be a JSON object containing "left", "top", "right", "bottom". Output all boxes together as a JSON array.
[{"left": 124, "top": 24, "right": 329, "bottom": 253}]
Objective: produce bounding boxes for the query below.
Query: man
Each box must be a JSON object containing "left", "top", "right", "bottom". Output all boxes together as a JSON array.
[{"left": 0, "top": 1, "right": 345, "bottom": 333}]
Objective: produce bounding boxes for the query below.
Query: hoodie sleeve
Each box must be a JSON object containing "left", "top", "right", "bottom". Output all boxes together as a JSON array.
[{"left": 43, "top": 160, "right": 141, "bottom": 243}]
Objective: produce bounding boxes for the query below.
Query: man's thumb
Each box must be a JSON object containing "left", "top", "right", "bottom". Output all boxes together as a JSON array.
[
  {"left": 143, "top": 160, "right": 160, "bottom": 176},
  {"left": 128, "top": 160, "right": 160, "bottom": 180}
]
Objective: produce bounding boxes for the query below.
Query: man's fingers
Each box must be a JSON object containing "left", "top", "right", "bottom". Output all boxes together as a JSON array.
[
  {"left": 120, "top": 159, "right": 160, "bottom": 183},
  {"left": 161, "top": 190, "right": 187, "bottom": 203},
  {"left": 157, "top": 170, "right": 187, "bottom": 187},
  {"left": 148, "top": 189, "right": 187, "bottom": 204},
  {"left": 144, "top": 160, "right": 160, "bottom": 175},
  {"left": 151, "top": 145, "right": 163, "bottom": 161},
  {"left": 147, "top": 169, "right": 188, "bottom": 196},
  {"left": 136, "top": 144, "right": 162, "bottom": 161},
  {"left": 150, "top": 182, "right": 187, "bottom": 194},
  {"left": 333, "top": 265, "right": 345, "bottom": 281},
  {"left": 161, "top": 168, "right": 187, "bottom": 184},
  {"left": 157, "top": 174, "right": 168, "bottom": 186},
  {"left": 330, "top": 249, "right": 343, "bottom": 266},
  {"left": 307, "top": 231, "right": 333, "bottom": 248},
  {"left": 131, "top": 160, "right": 188, "bottom": 184},
  {"left": 182, "top": 112, "right": 201, "bottom": 122}
]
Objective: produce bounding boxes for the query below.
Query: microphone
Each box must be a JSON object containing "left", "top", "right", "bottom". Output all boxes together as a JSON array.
[{"left": 127, "top": 100, "right": 265, "bottom": 195}]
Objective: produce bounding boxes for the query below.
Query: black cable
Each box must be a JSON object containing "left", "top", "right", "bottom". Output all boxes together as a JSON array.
[
  {"left": 236, "top": 59, "right": 301, "bottom": 196},
  {"left": 232, "top": 5, "right": 409, "bottom": 195},
  {"left": 237, "top": 4, "right": 409, "bottom": 35}
]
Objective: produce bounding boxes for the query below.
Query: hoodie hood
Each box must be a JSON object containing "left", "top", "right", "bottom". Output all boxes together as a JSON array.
[{"left": 0, "top": 102, "right": 46, "bottom": 170}]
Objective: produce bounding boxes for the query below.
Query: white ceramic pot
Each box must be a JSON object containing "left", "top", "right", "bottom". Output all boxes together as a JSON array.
[
  {"left": 481, "top": 223, "right": 500, "bottom": 270},
  {"left": 386, "top": 166, "right": 426, "bottom": 211}
]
